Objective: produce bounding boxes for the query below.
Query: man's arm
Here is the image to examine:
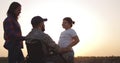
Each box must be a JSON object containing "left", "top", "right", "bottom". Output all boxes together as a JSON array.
[{"left": 42, "top": 34, "right": 71, "bottom": 53}]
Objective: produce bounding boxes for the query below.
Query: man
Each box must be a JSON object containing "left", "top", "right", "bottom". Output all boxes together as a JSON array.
[{"left": 25, "top": 16, "right": 70, "bottom": 63}]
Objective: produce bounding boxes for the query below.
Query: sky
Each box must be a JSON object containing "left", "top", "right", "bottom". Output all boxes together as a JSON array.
[{"left": 0, "top": 0, "right": 120, "bottom": 57}]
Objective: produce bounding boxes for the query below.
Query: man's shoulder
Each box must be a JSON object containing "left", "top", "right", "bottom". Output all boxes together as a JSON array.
[{"left": 26, "top": 30, "right": 49, "bottom": 39}]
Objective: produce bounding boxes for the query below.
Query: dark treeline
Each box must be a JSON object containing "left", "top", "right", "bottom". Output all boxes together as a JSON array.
[
  {"left": 74, "top": 56, "right": 120, "bottom": 63},
  {"left": 0, "top": 57, "right": 8, "bottom": 63}
]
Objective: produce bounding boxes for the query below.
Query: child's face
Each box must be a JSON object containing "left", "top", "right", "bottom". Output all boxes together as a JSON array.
[{"left": 62, "top": 20, "right": 71, "bottom": 29}]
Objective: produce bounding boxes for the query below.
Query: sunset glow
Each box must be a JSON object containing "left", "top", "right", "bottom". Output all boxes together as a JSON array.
[{"left": 0, "top": 0, "right": 120, "bottom": 57}]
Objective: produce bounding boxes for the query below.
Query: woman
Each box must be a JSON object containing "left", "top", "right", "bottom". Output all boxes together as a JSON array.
[
  {"left": 3, "top": 2, "right": 25, "bottom": 63},
  {"left": 58, "top": 17, "right": 80, "bottom": 63}
]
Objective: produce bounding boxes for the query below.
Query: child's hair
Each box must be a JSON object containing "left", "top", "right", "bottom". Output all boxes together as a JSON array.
[{"left": 63, "top": 17, "right": 75, "bottom": 27}]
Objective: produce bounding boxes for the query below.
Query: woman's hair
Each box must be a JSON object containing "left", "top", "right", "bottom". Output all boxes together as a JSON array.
[
  {"left": 7, "top": 2, "right": 21, "bottom": 20},
  {"left": 63, "top": 17, "right": 75, "bottom": 27}
]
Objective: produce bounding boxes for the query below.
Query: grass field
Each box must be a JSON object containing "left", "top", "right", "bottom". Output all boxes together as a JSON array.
[{"left": 1, "top": 56, "right": 120, "bottom": 63}]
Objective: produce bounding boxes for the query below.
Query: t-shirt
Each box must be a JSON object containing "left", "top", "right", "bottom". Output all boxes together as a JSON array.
[{"left": 58, "top": 28, "right": 77, "bottom": 48}]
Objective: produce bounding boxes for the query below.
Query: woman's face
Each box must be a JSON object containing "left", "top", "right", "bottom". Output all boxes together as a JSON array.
[
  {"left": 14, "top": 6, "right": 21, "bottom": 16},
  {"left": 62, "top": 20, "right": 71, "bottom": 29}
]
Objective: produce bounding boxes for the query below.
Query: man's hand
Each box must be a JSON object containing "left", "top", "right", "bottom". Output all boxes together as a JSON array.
[{"left": 59, "top": 47, "right": 71, "bottom": 53}]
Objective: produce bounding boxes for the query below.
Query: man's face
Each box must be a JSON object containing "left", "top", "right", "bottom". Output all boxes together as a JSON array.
[{"left": 41, "top": 22, "right": 45, "bottom": 32}]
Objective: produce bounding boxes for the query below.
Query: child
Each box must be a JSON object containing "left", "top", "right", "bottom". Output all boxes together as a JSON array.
[{"left": 58, "top": 17, "right": 80, "bottom": 63}]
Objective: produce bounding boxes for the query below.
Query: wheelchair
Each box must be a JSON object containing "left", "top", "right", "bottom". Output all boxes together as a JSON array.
[{"left": 23, "top": 39, "right": 66, "bottom": 63}]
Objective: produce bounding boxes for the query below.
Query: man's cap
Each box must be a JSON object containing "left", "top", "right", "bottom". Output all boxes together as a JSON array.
[{"left": 31, "top": 16, "right": 47, "bottom": 27}]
